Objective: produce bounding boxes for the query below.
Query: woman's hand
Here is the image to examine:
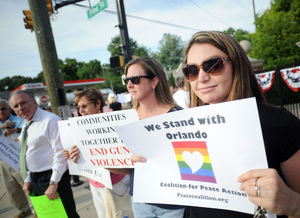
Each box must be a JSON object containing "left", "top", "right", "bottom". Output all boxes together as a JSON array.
[
  {"left": 238, "top": 168, "right": 300, "bottom": 216},
  {"left": 63, "top": 149, "right": 69, "bottom": 160},
  {"left": 69, "top": 145, "right": 80, "bottom": 163},
  {"left": 130, "top": 154, "right": 147, "bottom": 163}
]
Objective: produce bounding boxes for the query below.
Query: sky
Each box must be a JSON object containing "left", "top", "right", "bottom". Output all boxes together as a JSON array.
[{"left": 0, "top": 0, "right": 271, "bottom": 80}]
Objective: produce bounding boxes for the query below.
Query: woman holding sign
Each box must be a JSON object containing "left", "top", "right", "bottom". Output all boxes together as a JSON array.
[
  {"left": 111, "top": 57, "right": 184, "bottom": 218},
  {"left": 63, "top": 88, "right": 133, "bottom": 218},
  {"left": 182, "top": 31, "right": 300, "bottom": 218}
]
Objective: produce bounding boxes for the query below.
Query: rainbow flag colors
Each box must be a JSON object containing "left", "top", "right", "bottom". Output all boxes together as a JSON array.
[{"left": 172, "top": 141, "right": 216, "bottom": 183}]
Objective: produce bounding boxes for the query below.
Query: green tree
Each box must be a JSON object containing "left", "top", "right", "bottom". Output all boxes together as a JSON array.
[
  {"left": 0, "top": 77, "right": 13, "bottom": 91},
  {"left": 36, "top": 71, "right": 45, "bottom": 82},
  {"left": 100, "top": 64, "right": 127, "bottom": 94},
  {"left": 224, "top": 27, "right": 250, "bottom": 42},
  {"left": 152, "top": 33, "right": 184, "bottom": 71},
  {"left": 107, "top": 36, "right": 149, "bottom": 57},
  {"left": 77, "top": 59, "right": 103, "bottom": 79},
  {"left": 250, "top": 0, "right": 300, "bottom": 68},
  {"left": 60, "top": 58, "right": 81, "bottom": 81},
  {"left": 0, "top": 75, "right": 40, "bottom": 91}
]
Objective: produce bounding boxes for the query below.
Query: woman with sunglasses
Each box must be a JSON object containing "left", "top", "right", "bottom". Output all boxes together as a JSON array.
[
  {"left": 111, "top": 57, "right": 185, "bottom": 218},
  {"left": 63, "top": 88, "right": 133, "bottom": 218},
  {"left": 182, "top": 31, "right": 300, "bottom": 218}
]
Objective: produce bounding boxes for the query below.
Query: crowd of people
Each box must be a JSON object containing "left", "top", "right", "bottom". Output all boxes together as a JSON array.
[{"left": 0, "top": 31, "right": 299, "bottom": 218}]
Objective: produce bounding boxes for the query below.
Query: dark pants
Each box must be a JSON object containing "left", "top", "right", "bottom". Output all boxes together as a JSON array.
[{"left": 30, "top": 170, "right": 80, "bottom": 218}]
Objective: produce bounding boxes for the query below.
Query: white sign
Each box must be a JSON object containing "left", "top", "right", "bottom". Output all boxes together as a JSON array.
[
  {"left": 115, "top": 98, "right": 268, "bottom": 214},
  {"left": 0, "top": 134, "right": 20, "bottom": 170},
  {"left": 117, "top": 93, "right": 132, "bottom": 103},
  {"left": 67, "top": 109, "right": 139, "bottom": 169},
  {"left": 58, "top": 120, "right": 112, "bottom": 188}
]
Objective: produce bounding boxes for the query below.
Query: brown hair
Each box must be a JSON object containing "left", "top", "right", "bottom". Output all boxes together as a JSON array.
[
  {"left": 184, "top": 31, "right": 265, "bottom": 107},
  {"left": 74, "top": 88, "right": 105, "bottom": 112},
  {"left": 124, "top": 57, "right": 175, "bottom": 108}
]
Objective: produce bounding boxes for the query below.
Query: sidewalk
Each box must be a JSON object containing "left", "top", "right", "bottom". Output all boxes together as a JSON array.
[{"left": 0, "top": 176, "right": 97, "bottom": 218}]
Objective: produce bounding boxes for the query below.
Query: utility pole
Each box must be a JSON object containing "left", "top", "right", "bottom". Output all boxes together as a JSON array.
[
  {"left": 116, "top": 0, "right": 132, "bottom": 65},
  {"left": 252, "top": 0, "right": 257, "bottom": 31},
  {"left": 27, "top": 0, "right": 67, "bottom": 115}
]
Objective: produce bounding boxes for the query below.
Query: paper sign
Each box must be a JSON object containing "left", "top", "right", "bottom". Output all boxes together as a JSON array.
[
  {"left": 29, "top": 194, "right": 67, "bottom": 218},
  {"left": 115, "top": 98, "right": 268, "bottom": 214},
  {"left": 0, "top": 134, "right": 20, "bottom": 170},
  {"left": 58, "top": 120, "right": 112, "bottom": 188},
  {"left": 117, "top": 93, "right": 132, "bottom": 103},
  {"left": 68, "top": 109, "right": 139, "bottom": 169}
]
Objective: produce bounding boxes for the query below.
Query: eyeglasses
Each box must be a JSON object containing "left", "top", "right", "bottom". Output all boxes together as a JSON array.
[
  {"left": 0, "top": 107, "right": 7, "bottom": 111},
  {"left": 183, "top": 56, "right": 230, "bottom": 80},
  {"left": 123, "top": 75, "right": 154, "bottom": 85}
]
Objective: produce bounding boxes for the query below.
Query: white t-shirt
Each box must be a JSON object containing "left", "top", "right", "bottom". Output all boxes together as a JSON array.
[{"left": 173, "top": 89, "right": 190, "bottom": 108}]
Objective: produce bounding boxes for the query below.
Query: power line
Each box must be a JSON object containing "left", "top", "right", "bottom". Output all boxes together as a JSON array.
[
  {"left": 57, "top": 2, "right": 199, "bottom": 31},
  {"left": 230, "top": 0, "right": 251, "bottom": 13},
  {"left": 186, "top": 0, "right": 231, "bottom": 28},
  {"left": 104, "top": 9, "right": 199, "bottom": 31}
]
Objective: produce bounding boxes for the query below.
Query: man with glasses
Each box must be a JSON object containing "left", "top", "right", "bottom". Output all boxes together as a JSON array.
[{"left": 0, "top": 99, "right": 32, "bottom": 218}]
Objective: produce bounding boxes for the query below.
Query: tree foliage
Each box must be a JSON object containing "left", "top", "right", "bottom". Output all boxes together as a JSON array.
[
  {"left": 60, "top": 58, "right": 81, "bottom": 81},
  {"left": 100, "top": 64, "right": 127, "bottom": 94},
  {"left": 107, "top": 35, "right": 149, "bottom": 57},
  {"left": 152, "top": 33, "right": 184, "bottom": 71},
  {"left": 224, "top": 27, "right": 250, "bottom": 42},
  {"left": 77, "top": 59, "right": 103, "bottom": 79},
  {"left": 250, "top": 0, "right": 300, "bottom": 68},
  {"left": 0, "top": 75, "right": 40, "bottom": 91}
]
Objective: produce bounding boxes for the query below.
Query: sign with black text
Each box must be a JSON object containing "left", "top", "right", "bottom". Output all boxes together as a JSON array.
[{"left": 115, "top": 98, "right": 268, "bottom": 214}]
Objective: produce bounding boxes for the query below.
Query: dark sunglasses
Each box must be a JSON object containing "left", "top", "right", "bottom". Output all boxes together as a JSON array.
[
  {"left": 123, "top": 75, "right": 154, "bottom": 85},
  {"left": 183, "top": 56, "right": 230, "bottom": 80}
]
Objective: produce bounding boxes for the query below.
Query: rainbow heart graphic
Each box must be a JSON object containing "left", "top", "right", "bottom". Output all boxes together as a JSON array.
[{"left": 172, "top": 141, "right": 216, "bottom": 183}]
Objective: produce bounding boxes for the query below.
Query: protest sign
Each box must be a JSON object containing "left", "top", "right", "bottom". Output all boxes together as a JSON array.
[
  {"left": 58, "top": 120, "right": 112, "bottom": 188},
  {"left": 29, "top": 194, "right": 67, "bottom": 218},
  {"left": 0, "top": 134, "right": 20, "bottom": 170},
  {"left": 67, "top": 109, "right": 139, "bottom": 169},
  {"left": 115, "top": 98, "right": 268, "bottom": 214}
]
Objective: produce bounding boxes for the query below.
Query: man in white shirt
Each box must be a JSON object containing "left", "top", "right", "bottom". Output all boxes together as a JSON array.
[
  {"left": 9, "top": 91, "right": 79, "bottom": 218},
  {"left": 173, "top": 76, "right": 190, "bottom": 108}
]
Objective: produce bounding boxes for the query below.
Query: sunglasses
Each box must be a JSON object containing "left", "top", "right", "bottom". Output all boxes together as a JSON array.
[
  {"left": 123, "top": 75, "right": 154, "bottom": 85},
  {"left": 183, "top": 56, "right": 230, "bottom": 80}
]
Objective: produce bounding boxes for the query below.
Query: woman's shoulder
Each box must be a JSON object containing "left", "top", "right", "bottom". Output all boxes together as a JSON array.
[
  {"left": 257, "top": 103, "right": 300, "bottom": 125},
  {"left": 168, "top": 105, "right": 183, "bottom": 113}
]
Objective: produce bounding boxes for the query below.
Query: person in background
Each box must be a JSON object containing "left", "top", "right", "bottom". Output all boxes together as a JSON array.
[
  {"left": 182, "top": 31, "right": 300, "bottom": 218},
  {"left": 71, "top": 175, "right": 83, "bottom": 187},
  {"left": 173, "top": 76, "right": 190, "bottom": 108},
  {"left": 103, "top": 92, "right": 118, "bottom": 112},
  {"left": 169, "top": 85, "right": 175, "bottom": 95},
  {"left": 64, "top": 88, "right": 133, "bottom": 218},
  {"left": 0, "top": 99, "right": 22, "bottom": 136},
  {"left": 0, "top": 99, "right": 32, "bottom": 218},
  {"left": 9, "top": 91, "right": 79, "bottom": 218},
  {"left": 110, "top": 57, "right": 184, "bottom": 218},
  {"left": 109, "top": 102, "right": 122, "bottom": 112}
]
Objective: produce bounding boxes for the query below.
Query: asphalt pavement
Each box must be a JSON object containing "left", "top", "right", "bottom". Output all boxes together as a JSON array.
[{"left": 0, "top": 176, "right": 97, "bottom": 218}]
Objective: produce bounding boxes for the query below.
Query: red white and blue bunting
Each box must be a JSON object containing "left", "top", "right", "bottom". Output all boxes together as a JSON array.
[
  {"left": 280, "top": 66, "right": 300, "bottom": 92},
  {"left": 255, "top": 71, "right": 275, "bottom": 92}
]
